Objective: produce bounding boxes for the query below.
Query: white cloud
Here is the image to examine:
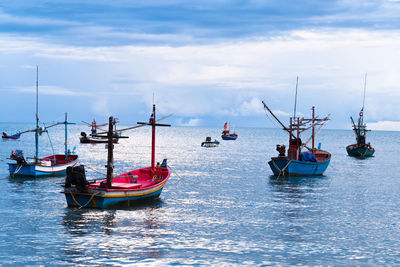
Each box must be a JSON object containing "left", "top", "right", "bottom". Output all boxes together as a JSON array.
[
  {"left": 176, "top": 118, "right": 201, "bottom": 127},
  {"left": 368, "top": 121, "right": 400, "bottom": 131},
  {"left": 16, "top": 86, "right": 88, "bottom": 96}
]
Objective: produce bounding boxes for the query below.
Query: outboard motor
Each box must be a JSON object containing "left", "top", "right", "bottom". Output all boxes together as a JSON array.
[
  {"left": 80, "top": 132, "right": 87, "bottom": 137},
  {"left": 65, "top": 165, "right": 88, "bottom": 192},
  {"left": 10, "top": 150, "right": 26, "bottom": 164}
]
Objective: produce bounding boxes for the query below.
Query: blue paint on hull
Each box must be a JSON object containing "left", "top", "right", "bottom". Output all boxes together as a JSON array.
[
  {"left": 221, "top": 135, "right": 237, "bottom": 140},
  {"left": 268, "top": 157, "right": 330, "bottom": 176},
  {"left": 64, "top": 187, "right": 164, "bottom": 209},
  {"left": 8, "top": 163, "right": 67, "bottom": 177}
]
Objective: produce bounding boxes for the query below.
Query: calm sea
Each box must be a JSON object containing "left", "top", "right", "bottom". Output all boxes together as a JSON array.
[{"left": 0, "top": 123, "right": 399, "bottom": 265}]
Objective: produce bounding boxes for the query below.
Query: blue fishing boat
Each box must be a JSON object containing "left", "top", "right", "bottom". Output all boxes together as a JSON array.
[
  {"left": 262, "top": 100, "right": 331, "bottom": 177},
  {"left": 221, "top": 122, "right": 238, "bottom": 140},
  {"left": 8, "top": 67, "right": 78, "bottom": 177},
  {"left": 2, "top": 132, "right": 21, "bottom": 140},
  {"left": 262, "top": 78, "right": 331, "bottom": 177}
]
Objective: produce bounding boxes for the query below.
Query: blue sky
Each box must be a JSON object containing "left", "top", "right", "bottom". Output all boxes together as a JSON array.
[{"left": 1, "top": 0, "right": 400, "bottom": 130}]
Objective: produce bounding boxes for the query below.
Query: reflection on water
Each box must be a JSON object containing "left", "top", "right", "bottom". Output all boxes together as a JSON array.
[
  {"left": 0, "top": 126, "right": 399, "bottom": 265},
  {"left": 60, "top": 198, "right": 166, "bottom": 264}
]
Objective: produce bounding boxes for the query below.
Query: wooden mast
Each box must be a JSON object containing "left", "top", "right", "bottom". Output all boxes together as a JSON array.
[
  {"left": 312, "top": 106, "right": 315, "bottom": 150},
  {"left": 35, "top": 66, "right": 39, "bottom": 164},
  {"left": 106, "top": 116, "right": 114, "bottom": 188},
  {"left": 137, "top": 104, "right": 171, "bottom": 173}
]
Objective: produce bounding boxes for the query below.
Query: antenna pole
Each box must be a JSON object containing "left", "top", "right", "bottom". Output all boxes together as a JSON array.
[{"left": 293, "top": 76, "right": 298, "bottom": 119}]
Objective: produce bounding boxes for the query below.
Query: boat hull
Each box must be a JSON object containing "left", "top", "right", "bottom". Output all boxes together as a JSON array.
[
  {"left": 201, "top": 141, "right": 219, "bottom": 147},
  {"left": 346, "top": 144, "right": 375, "bottom": 158},
  {"left": 8, "top": 155, "right": 79, "bottom": 177},
  {"left": 221, "top": 134, "right": 237, "bottom": 140},
  {"left": 80, "top": 137, "right": 118, "bottom": 144},
  {"left": 268, "top": 157, "right": 330, "bottom": 176},
  {"left": 62, "top": 166, "right": 170, "bottom": 209}
]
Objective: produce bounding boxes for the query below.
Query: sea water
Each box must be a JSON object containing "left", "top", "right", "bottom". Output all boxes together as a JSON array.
[{"left": 0, "top": 124, "right": 399, "bottom": 265}]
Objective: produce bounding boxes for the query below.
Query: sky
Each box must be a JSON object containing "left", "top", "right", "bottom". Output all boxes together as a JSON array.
[{"left": 1, "top": 0, "right": 400, "bottom": 130}]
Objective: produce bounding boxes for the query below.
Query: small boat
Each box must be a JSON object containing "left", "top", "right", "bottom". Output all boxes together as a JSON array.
[
  {"left": 262, "top": 78, "right": 331, "bottom": 177},
  {"left": 8, "top": 67, "right": 78, "bottom": 177},
  {"left": 221, "top": 122, "right": 238, "bottom": 140},
  {"left": 346, "top": 74, "right": 375, "bottom": 158},
  {"left": 2, "top": 132, "right": 21, "bottom": 140},
  {"left": 80, "top": 119, "right": 119, "bottom": 144},
  {"left": 201, "top": 137, "right": 220, "bottom": 147},
  {"left": 79, "top": 131, "right": 118, "bottom": 144},
  {"left": 62, "top": 104, "right": 171, "bottom": 209}
]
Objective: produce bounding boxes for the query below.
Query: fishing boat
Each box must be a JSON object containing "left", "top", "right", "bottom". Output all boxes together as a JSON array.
[
  {"left": 346, "top": 74, "right": 375, "bottom": 158},
  {"left": 80, "top": 119, "right": 119, "bottom": 144},
  {"left": 2, "top": 132, "right": 21, "bottom": 140},
  {"left": 201, "top": 137, "right": 220, "bottom": 147},
  {"left": 7, "top": 67, "right": 78, "bottom": 177},
  {"left": 221, "top": 122, "right": 238, "bottom": 140},
  {"left": 62, "top": 104, "right": 171, "bottom": 209},
  {"left": 262, "top": 78, "right": 331, "bottom": 177}
]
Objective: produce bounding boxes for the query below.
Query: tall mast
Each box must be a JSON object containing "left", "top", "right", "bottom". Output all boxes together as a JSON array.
[
  {"left": 362, "top": 73, "right": 367, "bottom": 111},
  {"left": 106, "top": 116, "right": 114, "bottom": 188},
  {"left": 64, "top": 112, "right": 68, "bottom": 159},
  {"left": 35, "top": 66, "right": 39, "bottom": 164},
  {"left": 312, "top": 106, "right": 315, "bottom": 150},
  {"left": 151, "top": 104, "right": 156, "bottom": 171},
  {"left": 137, "top": 104, "right": 171, "bottom": 174},
  {"left": 293, "top": 76, "right": 298, "bottom": 119}
]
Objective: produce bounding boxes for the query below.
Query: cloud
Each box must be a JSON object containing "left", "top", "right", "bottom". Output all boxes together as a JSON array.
[
  {"left": 368, "top": 121, "right": 400, "bottom": 131},
  {"left": 176, "top": 118, "right": 202, "bottom": 127},
  {"left": 16, "top": 86, "right": 88, "bottom": 96}
]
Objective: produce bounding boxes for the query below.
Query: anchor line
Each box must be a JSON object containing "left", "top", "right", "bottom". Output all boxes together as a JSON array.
[
  {"left": 272, "top": 159, "right": 292, "bottom": 179},
  {"left": 169, "top": 166, "right": 218, "bottom": 193},
  {"left": 70, "top": 191, "right": 100, "bottom": 209}
]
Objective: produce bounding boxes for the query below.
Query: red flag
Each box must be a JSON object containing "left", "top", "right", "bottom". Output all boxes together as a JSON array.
[{"left": 224, "top": 122, "right": 228, "bottom": 129}]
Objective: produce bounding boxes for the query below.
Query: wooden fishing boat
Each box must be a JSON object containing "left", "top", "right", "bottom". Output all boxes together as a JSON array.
[
  {"left": 8, "top": 67, "right": 79, "bottom": 177},
  {"left": 221, "top": 122, "right": 238, "bottom": 140},
  {"left": 201, "top": 137, "right": 220, "bottom": 147},
  {"left": 263, "top": 101, "right": 331, "bottom": 177},
  {"left": 262, "top": 78, "right": 331, "bottom": 177},
  {"left": 346, "top": 74, "right": 375, "bottom": 158},
  {"left": 2, "top": 132, "right": 21, "bottom": 140},
  {"left": 80, "top": 119, "right": 119, "bottom": 144},
  {"left": 62, "top": 104, "right": 171, "bottom": 209}
]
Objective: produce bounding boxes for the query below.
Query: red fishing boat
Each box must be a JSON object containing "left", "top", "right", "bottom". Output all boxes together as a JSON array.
[
  {"left": 221, "top": 122, "right": 238, "bottom": 140},
  {"left": 62, "top": 104, "right": 171, "bottom": 208}
]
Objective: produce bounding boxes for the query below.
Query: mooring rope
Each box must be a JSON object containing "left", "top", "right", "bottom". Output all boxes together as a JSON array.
[
  {"left": 272, "top": 159, "right": 292, "bottom": 179},
  {"left": 70, "top": 191, "right": 100, "bottom": 209}
]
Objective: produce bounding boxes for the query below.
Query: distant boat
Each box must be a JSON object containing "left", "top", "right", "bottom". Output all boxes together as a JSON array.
[
  {"left": 221, "top": 122, "right": 238, "bottom": 140},
  {"left": 201, "top": 137, "right": 220, "bottom": 147},
  {"left": 8, "top": 67, "right": 78, "bottom": 177},
  {"left": 80, "top": 118, "right": 119, "bottom": 144},
  {"left": 262, "top": 78, "right": 331, "bottom": 177},
  {"left": 346, "top": 74, "right": 375, "bottom": 158},
  {"left": 61, "top": 104, "right": 171, "bottom": 209},
  {"left": 2, "top": 132, "right": 21, "bottom": 140}
]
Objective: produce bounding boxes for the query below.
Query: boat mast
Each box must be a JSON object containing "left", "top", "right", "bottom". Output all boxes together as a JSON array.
[
  {"left": 262, "top": 100, "right": 297, "bottom": 140},
  {"left": 312, "top": 106, "right": 315, "bottom": 150},
  {"left": 106, "top": 116, "right": 114, "bottom": 188},
  {"left": 293, "top": 76, "right": 298, "bottom": 119},
  {"left": 35, "top": 66, "right": 39, "bottom": 164},
  {"left": 137, "top": 104, "right": 171, "bottom": 174},
  {"left": 64, "top": 112, "right": 68, "bottom": 159}
]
